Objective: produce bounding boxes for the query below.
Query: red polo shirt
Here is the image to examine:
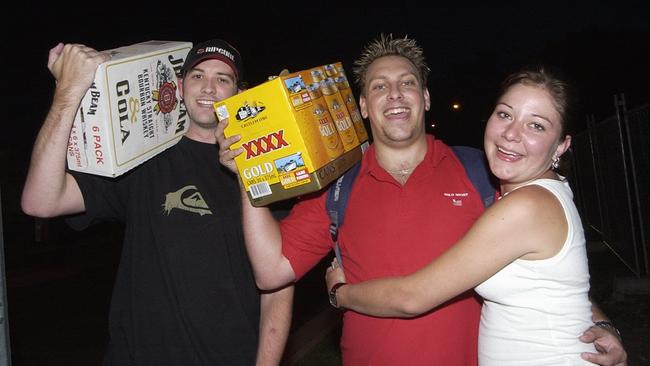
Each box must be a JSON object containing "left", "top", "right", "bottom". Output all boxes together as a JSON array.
[{"left": 281, "top": 135, "right": 483, "bottom": 365}]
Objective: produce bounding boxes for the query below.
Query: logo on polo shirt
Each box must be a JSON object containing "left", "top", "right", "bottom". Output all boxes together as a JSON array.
[{"left": 443, "top": 192, "right": 468, "bottom": 207}]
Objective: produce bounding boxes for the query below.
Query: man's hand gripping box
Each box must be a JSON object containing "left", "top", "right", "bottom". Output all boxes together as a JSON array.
[
  {"left": 67, "top": 40, "right": 193, "bottom": 177},
  {"left": 215, "top": 65, "right": 368, "bottom": 207}
]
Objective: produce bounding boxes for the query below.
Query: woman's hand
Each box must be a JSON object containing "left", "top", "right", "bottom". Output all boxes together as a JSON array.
[{"left": 325, "top": 259, "right": 347, "bottom": 292}]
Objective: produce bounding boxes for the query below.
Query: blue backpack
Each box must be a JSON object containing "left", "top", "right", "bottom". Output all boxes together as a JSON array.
[{"left": 326, "top": 146, "right": 497, "bottom": 265}]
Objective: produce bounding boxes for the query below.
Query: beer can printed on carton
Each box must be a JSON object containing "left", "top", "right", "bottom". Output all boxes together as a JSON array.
[
  {"left": 299, "top": 69, "right": 346, "bottom": 161},
  {"left": 305, "top": 83, "right": 345, "bottom": 160},
  {"left": 327, "top": 62, "right": 369, "bottom": 142},
  {"left": 309, "top": 67, "right": 360, "bottom": 151},
  {"left": 67, "top": 40, "right": 192, "bottom": 177}
]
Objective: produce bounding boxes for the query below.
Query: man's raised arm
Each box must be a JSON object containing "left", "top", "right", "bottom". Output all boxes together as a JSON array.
[
  {"left": 216, "top": 118, "right": 296, "bottom": 289},
  {"left": 22, "top": 43, "right": 111, "bottom": 217}
]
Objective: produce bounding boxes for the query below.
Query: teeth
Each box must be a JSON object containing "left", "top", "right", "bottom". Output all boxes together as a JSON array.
[
  {"left": 197, "top": 100, "right": 216, "bottom": 105},
  {"left": 498, "top": 147, "right": 519, "bottom": 157},
  {"left": 384, "top": 107, "right": 408, "bottom": 116}
]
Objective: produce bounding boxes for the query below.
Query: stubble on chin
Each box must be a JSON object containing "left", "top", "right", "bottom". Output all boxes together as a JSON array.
[
  {"left": 186, "top": 108, "right": 218, "bottom": 130},
  {"left": 191, "top": 120, "right": 218, "bottom": 130},
  {"left": 382, "top": 123, "right": 421, "bottom": 143}
]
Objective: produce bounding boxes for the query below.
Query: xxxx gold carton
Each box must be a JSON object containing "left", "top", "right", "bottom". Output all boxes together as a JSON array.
[
  {"left": 214, "top": 65, "right": 368, "bottom": 207},
  {"left": 67, "top": 40, "right": 193, "bottom": 177}
]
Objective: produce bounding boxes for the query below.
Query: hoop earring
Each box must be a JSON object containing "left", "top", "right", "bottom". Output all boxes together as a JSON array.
[{"left": 552, "top": 156, "right": 560, "bottom": 170}]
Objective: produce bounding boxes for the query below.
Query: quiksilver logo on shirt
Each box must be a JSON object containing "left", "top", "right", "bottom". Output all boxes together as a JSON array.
[{"left": 162, "top": 185, "right": 212, "bottom": 216}]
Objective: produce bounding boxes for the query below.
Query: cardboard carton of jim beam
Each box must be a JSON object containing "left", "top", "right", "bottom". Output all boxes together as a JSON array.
[
  {"left": 66, "top": 40, "right": 193, "bottom": 177},
  {"left": 214, "top": 65, "right": 369, "bottom": 207}
]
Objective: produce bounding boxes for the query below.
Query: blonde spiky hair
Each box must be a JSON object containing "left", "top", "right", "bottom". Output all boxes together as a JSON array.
[{"left": 353, "top": 33, "right": 430, "bottom": 95}]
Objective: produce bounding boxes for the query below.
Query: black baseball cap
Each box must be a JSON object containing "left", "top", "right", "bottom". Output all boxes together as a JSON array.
[{"left": 181, "top": 39, "right": 244, "bottom": 82}]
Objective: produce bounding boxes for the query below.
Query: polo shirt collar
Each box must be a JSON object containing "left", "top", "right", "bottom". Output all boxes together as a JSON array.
[{"left": 361, "top": 135, "right": 450, "bottom": 182}]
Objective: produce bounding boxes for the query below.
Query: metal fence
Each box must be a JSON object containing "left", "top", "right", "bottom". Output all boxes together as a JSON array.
[
  {"left": 0, "top": 188, "right": 12, "bottom": 366},
  {"left": 572, "top": 94, "right": 649, "bottom": 277}
]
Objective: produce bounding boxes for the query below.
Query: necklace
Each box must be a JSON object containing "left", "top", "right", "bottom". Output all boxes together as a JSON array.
[{"left": 385, "top": 167, "right": 416, "bottom": 175}]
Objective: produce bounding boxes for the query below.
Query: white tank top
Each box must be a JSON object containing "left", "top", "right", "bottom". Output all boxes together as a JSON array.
[{"left": 474, "top": 178, "right": 597, "bottom": 365}]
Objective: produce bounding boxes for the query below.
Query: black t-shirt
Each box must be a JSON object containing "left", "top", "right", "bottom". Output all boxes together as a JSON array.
[{"left": 69, "top": 137, "right": 260, "bottom": 366}]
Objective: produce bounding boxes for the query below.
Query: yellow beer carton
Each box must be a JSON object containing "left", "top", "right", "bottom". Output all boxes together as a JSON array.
[
  {"left": 67, "top": 40, "right": 193, "bottom": 177},
  {"left": 214, "top": 64, "right": 368, "bottom": 207}
]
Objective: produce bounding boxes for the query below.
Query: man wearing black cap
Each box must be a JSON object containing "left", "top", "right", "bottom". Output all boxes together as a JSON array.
[{"left": 21, "top": 40, "right": 293, "bottom": 365}]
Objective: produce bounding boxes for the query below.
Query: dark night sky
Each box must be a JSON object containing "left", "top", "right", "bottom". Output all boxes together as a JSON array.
[{"left": 4, "top": 1, "right": 650, "bottom": 159}]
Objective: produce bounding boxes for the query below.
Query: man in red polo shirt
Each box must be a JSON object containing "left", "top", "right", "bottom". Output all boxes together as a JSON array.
[
  {"left": 216, "top": 33, "right": 481, "bottom": 365},
  {"left": 217, "top": 34, "right": 626, "bottom": 365}
]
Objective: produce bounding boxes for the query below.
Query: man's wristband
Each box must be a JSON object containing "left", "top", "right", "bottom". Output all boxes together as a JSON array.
[
  {"left": 329, "top": 282, "right": 347, "bottom": 309},
  {"left": 593, "top": 320, "right": 622, "bottom": 341}
]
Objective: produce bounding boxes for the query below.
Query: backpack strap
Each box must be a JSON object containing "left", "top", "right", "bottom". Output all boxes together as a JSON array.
[
  {"left": 326, "top": 161, "right": 362, "bottom": 266},
  {"left": 451, "top": 146, "right": 497, "bottom": 208}
]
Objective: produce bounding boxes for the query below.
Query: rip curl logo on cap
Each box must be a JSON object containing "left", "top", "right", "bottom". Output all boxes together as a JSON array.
[
  {"left": 200, "top": 46, "right": 235, "bottom": 62},
  {"left": 182, "top": 39, "right": 244, "bottom": 81}
]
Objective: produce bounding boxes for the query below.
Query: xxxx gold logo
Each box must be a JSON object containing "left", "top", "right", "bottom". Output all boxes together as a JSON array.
[
  {"left": 162, "top": 185, "right": 212, "bottom": 216},
  {"left": 241, "top": 130, "right": 289, "bottom": 159}
]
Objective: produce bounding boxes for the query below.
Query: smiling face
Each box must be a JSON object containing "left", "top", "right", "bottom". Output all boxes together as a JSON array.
[
  {"left": 178, "top": 58, "right": 238, "bottom": 141},
  {"left": 484, "top": 83, "right": 571, "bottom": 192},
  {"left": 359, "top": 55, "right": 430, "bottom": 148}
]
